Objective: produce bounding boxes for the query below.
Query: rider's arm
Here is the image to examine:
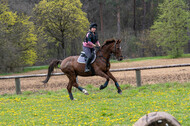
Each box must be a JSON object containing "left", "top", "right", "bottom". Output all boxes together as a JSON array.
[
  {"left": 86, "top": 33, "right": 96, "bottom": 47},
  {"left": 96, "top": 41, "right": 100, "bottom": 46}
]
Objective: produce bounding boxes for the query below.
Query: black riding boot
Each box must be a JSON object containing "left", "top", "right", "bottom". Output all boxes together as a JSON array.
[{"left": 85, "top": 58, "right": 92, "bottom": 72}]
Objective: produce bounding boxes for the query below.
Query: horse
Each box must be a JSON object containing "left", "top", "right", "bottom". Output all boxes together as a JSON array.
[{"left": 43, "top": 39, "right": 123, "bottom": 100}]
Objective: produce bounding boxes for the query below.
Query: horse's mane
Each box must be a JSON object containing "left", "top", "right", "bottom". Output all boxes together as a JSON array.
[
  {"left": 95, "top": 39, "right": 116, "bottom": 53},
  {"left": 101, "top": 38, "right": 116, "bottom": 48}
]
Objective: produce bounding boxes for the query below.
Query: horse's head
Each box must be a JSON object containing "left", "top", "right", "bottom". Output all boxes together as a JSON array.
[
  {"left": 101, "top": 39, "right": 123, "bottom": 61},
  {"left": 111, "top": 39, "right": 123, "bottom": 61}
]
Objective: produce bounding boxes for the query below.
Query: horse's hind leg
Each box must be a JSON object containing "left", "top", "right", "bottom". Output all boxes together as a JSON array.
[
  {"left": 67, "top": 74, "right": 88, "bottom": 100},
  {"left": 96, "top": 71, "right": 110, "bottom": 90},
  {"left": 66, "top": 74, "right": 76, "bottom": 100},
  {"left": 67, "top": 81, "right": 74, "bottom": 100}
]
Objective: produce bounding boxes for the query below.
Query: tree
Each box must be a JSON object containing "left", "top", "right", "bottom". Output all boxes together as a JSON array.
[
  {"left": 99, "top": 0, "right": 105, "bottom": 39},
  {"left": 33, "top": 0, "right": 89, "bottom": 59},
  {"left": 0, "top": 3, "right": 37, "bottom": 73},
  {"left": 186, "top": 0, "right": 190, "bottom": 53},
  {"left": 116, "top": 0, "right": 121, "bottom": 37},
  {"left": 150, "top": 0, "right": 190, "bottom": 58},
  {"left": 133, "top": 0, "right": 136, "bottom": 36},
  {"left": 4, "top": 0, "right": 176, "bottom": 59}
]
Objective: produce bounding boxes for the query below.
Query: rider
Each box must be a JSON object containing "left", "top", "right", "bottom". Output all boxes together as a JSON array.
[{"left": 83, "top": 23, "right": 100, "bottom": 72}]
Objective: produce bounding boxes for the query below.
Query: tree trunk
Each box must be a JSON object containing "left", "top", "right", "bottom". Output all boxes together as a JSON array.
[
  {"left": 99, "top": 1, "right": 104, "bottom": 39},
  {"left": 61, "top": 31, "right": 65, "bottom": 58},
  {"left": 71, "top": 39, "right": 76, "bottom": 56},
  {"left": 116, "top": 0, "right": 121, "bottom": 38},
  {"left": 187, "top": 1, "right": 190, "bottom": 53},
  {"left": 141, "top": 0, "right": 146, "bottom": 57},
  {"left": 133, "top": 0, "right": 136, "bottom": 36},
  {"left": 57, "top": 46, "right": 60, "bottom": 59},
  {"left": 149, "top": 0, "right": 154, "bottom": 27},
  {"left": 142, "top": 0, "right": 146, "bottom": 30}
]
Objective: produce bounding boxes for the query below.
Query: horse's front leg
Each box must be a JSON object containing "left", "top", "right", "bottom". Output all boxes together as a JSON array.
[
  {"left": 100, "top": 79, "right": 109, "bottom": 90},
  {"left": 106, "top": 71, "right": 122, "bottom": 94}
]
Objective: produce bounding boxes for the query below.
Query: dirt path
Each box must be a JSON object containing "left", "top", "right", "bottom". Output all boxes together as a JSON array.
[{"left": 0, "top": 58, "right": 190, "bottom": 95}]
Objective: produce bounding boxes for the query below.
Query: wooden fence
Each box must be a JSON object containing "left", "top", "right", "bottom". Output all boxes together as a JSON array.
[{"left": 0, "top": 63, "right": 190, "bottom": 94}]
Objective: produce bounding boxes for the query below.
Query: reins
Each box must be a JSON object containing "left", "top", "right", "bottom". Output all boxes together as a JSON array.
[
  {"left": 97, "top": 41, "right": 117, "bottom": 69},
  {"left": 97, "top": 51, "right": 110, "bottom": 69}
]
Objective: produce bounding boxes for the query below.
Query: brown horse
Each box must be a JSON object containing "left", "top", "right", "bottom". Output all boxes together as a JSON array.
[{"left": 43, "top": 39, "right": 123, "bottom": 100}]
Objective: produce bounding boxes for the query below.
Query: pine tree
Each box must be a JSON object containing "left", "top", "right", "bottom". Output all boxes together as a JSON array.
[{"left": 150, "top": 0, "right": 190, "bottom": 58}]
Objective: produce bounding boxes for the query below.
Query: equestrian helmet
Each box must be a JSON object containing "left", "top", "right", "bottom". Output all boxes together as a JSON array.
[{"left": 90, "top": 23, "right": 97, "bottom": 29}]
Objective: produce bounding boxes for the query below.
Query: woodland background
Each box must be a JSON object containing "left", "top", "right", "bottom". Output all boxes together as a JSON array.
[{"left": 0, "top": 0, "right": 190, "bottom": 73}]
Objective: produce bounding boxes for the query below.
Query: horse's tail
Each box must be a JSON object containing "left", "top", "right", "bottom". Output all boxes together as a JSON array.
[{"left": 42, "top": 59, "right": 62, "bottom": 83}]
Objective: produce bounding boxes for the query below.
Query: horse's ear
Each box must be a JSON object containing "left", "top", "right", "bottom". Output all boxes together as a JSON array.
[{"left": 117, "top": 39, "right": 122, "bottom": 44}]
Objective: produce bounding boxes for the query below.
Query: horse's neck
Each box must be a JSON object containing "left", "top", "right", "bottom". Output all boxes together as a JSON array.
[{"left": 97, "top": 47, "right": 112, "bottom": 61}]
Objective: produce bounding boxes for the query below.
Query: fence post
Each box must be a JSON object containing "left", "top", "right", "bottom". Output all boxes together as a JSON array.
[
  {"left": 15, "top": 78, "right": 22, "bottom": 94},
  {"left": 135, "top": 70, "right": 141, "bottom": 87}
]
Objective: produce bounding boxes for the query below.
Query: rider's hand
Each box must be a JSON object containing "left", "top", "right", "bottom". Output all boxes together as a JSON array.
[{"left": 95, "top": 46, "right": 100, "bottom": 50}]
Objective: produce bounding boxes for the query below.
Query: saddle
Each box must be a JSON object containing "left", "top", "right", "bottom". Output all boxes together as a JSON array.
[{"left": 77, "top": 51, "right": 96, "bottom": 64}]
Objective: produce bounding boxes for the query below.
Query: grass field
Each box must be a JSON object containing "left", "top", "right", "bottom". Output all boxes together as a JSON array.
[{"left": 0, "top": 82, "right": 189, "bottom": 125}]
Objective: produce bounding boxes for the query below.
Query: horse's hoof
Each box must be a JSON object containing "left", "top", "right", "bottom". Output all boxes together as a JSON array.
[
  {"left": 85, "top": 92, "right": 89, "bottom": 95},
  {"left": 118, "top": 90, "right": 122, "bottom": 95},
  {"left": 118, "top": 92, "right": 122, "bottom": 95},
  {"left": 100, "top": 85, "right": 104, "bottom": 90},
  {"left": 82, "top": 89, "right": 89, "bottom": 95}
]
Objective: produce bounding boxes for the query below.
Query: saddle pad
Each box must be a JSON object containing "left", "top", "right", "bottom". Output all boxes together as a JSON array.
[{"left": 77, "top": 52, "right": 96, "bottom": 64}]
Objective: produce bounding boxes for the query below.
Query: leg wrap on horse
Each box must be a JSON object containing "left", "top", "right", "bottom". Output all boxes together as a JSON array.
[
  {"left": 115, "top": 82, "right": 122, "bottom": 94},
  {"left": 77, "top": 86, "right": 89, "bottom": 95},
  {"left": 100, "top": 80, "right": 109, "bottom": 90},
  {"left": 69, "top": 92, "right": 74, "bottom": 100},
  {"left": 115, "top": 82, "right": 120, "bottom": 88},
  {"left": 77, "top": 86, "right": 84, "bottom": 92}
]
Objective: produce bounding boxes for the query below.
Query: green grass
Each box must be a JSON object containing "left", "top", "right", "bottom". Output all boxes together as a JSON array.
[
  {"left": 111, "top": 53, "right": 190, "bottom": 63},
  {"left": 0, "top": 82, "right": 189, "bottom": 125},
  {"left": 110, "top": 55, "right": 169, "bottom": 63},
  {"left": 23, "top": 65, "right": 49, "bottom": 72},
  {"left": 181, "top": 53, "right": 190, "bottom": 58},
  {"left": 0, "top": 65, "right": 49, "bottom": 76}
]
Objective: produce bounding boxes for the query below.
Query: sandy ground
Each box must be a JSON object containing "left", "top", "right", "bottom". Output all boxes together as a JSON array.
[{"left": 0, "top": 58, "right": 190, "bottom": 95}]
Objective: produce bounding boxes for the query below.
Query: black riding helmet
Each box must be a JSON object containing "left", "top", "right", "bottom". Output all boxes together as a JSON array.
[{"left": 90, "top": 23, "right": 97, "bottom": 29}]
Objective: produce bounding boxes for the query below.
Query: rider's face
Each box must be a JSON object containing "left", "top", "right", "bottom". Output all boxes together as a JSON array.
[{"left": 91, "top": 27, "right": 96, "bottom": 33}]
